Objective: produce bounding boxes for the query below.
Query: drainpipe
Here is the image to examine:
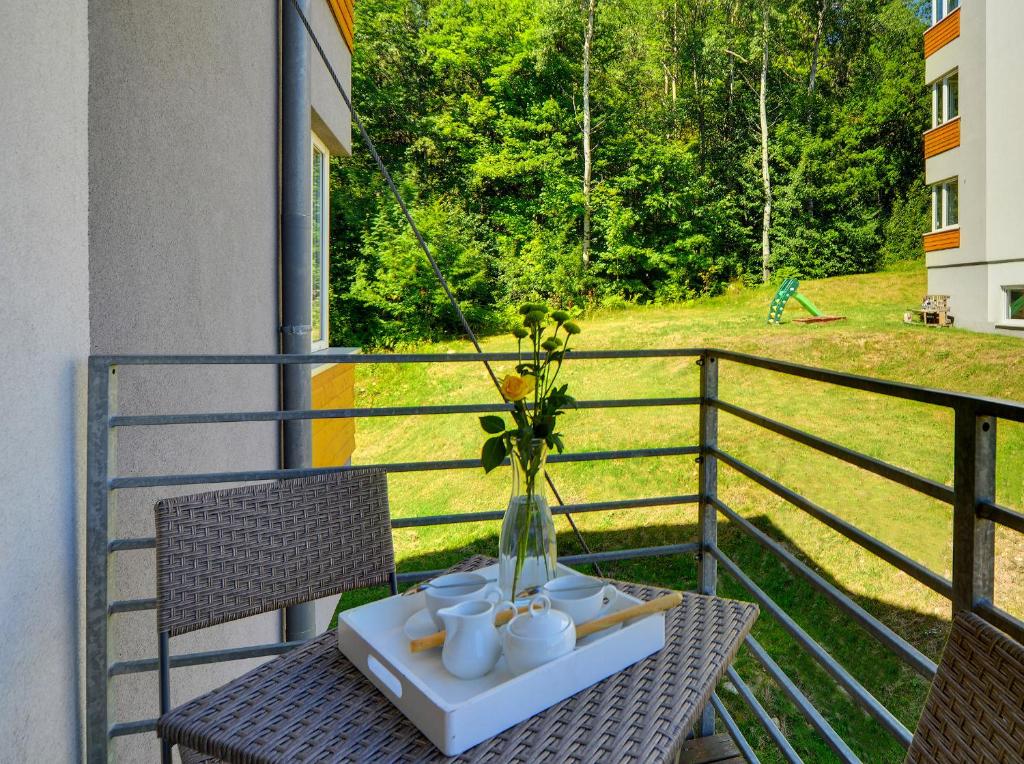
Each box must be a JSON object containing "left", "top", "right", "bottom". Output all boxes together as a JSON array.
[{"left": 280, "top": 0, "right": 316, "bottom": 641}]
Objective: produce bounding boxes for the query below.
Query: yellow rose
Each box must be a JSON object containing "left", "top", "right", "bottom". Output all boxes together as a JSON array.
[{"left": 500, "top": 373, "right": 536, "bottom": 401}]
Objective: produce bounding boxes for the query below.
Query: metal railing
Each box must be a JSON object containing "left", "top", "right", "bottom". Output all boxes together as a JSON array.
[{"left": 85, "top": 348, "right": 1024, "bottom": 762}]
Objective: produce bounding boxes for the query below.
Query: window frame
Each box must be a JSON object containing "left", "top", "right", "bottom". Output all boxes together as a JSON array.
[
  {"left": 931, "top": 178, "right": 959, "bottom": 232},
  {"left": 310, "top": 133, "right": 330, "bottom": 352},
  {"left": 1004, "top": 285, "right": 1024, "bottom": 325},
  {"left": 931, "top": 70, "right": 959, "bottom": 128},
  {"left": 932, "top": 0, "right": 959, "bottom": 25}
]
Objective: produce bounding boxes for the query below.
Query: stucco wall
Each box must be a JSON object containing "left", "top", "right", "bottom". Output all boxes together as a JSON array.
[
  {"left": 0, "top": 1, "right": 90, "bottom": 761},
  {"left": 88, "top": 2, "right": 282, "bottom": 759}
]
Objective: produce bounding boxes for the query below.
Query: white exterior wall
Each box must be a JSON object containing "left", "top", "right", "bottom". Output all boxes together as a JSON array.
[
  {"left": 925, "top": 1, "right": 1024, "bottom": 335},
  {"left": 0, "top": 2, "right": 90, "bottom": 761},
  {"left": 983, "top": 1, "right": 1024, "bottom": 333}
]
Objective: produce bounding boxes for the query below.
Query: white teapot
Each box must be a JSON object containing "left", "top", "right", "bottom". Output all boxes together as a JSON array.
[{"left": 500, "top": 595, "right": 576, "bottom": 675}]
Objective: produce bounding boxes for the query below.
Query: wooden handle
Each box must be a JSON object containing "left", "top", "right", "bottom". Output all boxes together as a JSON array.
[
  {"left": 409, "top": 592, "right": 682, "bottom": 653},
  {"left": 409, "top": 605, "right": 528, "bottom": 653},
  {"left": 574, "top": 591, "right": 682, "bottom": 639}
]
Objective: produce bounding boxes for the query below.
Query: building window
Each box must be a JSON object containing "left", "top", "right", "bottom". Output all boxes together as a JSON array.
[
  {"left": 931, "top": 71, "right": 958, "bottom": 128},
  {"left": 1006, "top": 286, "right": 1024, "bottom": 322},
  {"left": 932, "top": 0, "right": 959, "bottom": 25},
  {"left": 311, "top": 135, "right": 330, "bottom": 351},
  {"left": 931, "top": 179, "right": 958, "bottom": 231}
]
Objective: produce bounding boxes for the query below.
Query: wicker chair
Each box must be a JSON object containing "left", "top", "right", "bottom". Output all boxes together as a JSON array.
[
  {"left": 154, "top": 469, "right": 396, "bottom": 764},
  {"left": 905, "top": 611, "right": 1024, "bottom": 763}
]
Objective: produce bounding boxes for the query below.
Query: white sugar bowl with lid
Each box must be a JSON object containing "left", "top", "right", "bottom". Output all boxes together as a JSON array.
[{"left": 500, "top": 595, "right": 576, "bottom": 676}]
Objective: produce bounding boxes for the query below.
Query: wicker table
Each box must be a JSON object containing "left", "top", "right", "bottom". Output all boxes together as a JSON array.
[{"left": 159, "top": 556, "right": 758, "bottom": 763}]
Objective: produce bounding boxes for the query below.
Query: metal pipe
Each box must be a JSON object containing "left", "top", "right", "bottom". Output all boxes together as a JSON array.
[
  {"left": 711, "top": 546, "right": 913, "bottom": 747},
  {"left": 712, "top": 399, "right": 954, "bottom": 504},
  {"left": 394, "top": 542, "right": 701, "bottom": 584},
  {"left": 977, "top": 499, "right": 1024, "bottom": 534},
  {"left": 707, "top": 348, "right": 1024, "bottom": 423},
  {"left": 159, "top": 632, "right": 172, "bottom": 763},
  {"left": 109, "top": 640, "right": 306, "bottom": 677},
  {"left": 281, "top": 0, "right": 316, "bottom": 642},
  {"left": 712, "top": 497, "right": 936, "bottom": 678},
  {"left": 108, "top": 445, "right": 701, "bottom": 490},
  {"left": 106, "top": 495, "right": 700, "bottom": 552},
  {"left": 87, "top": 348, "right": 706, "bottom": 365},
  {"left": 743, "top": 635, "right": 861, "bottom": 763},
  {"left": 723, "top": 667, "right": 802, "bottom": 763},
  {"left": 108, "top": 396, "right": 701, "bottom": 427},
  {"left": 709, "top": 693, "right": 762, "bottom": 764},
  {"left": 714, "top": 447, "right": 953, "bottom": 598},
  {"left": 85, "top": 360, "right": 114, "bottom": 763}
]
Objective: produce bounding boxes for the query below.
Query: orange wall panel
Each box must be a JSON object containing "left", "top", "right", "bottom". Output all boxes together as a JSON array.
[
  {"left": 312, "top": 363, "right": 356, "bottom": 467},
  {"left": 923, "top": 118, "right": 960, "bottom": 159},
  {"left": 923, "top": 228, "right": 960, "bottom": 252},
  {"left": 327, "top": 0, "right": 354, "bottom": 51},
  {"left": 924, "top": 8, "right": 960, "bottom": 58}
]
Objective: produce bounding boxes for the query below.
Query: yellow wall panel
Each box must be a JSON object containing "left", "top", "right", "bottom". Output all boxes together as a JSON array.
[{"left": 312, "top": 363, "right": 356, "bottom": 467}]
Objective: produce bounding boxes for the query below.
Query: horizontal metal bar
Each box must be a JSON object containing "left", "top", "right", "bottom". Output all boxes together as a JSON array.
[
  {"left": 109, "top": 718, "right": 157, "bottom": 738},
  {"left": 712, "top": 497, "right": 936, "bottom": 679},
  {"left": 974, "top": 599, "right": 1024, "bottom": 645},
  {"left": 708, "top": 348, "right": 1024, "bottom": 423},
  {"left": 744, "top": 635, "right": 861, "bottom": 764},
  {"left": 108, "top": 538, "right": 155, "bottom": 552},
  {"left": 395, "top": 543, "right": 701, "bottom": 585},
  {"left": 558, "top": 542, "right": 699, "bottom": 565},
  {"left": 723, "top": 667, "right": 801, "bottom": 763},
  {"left": 91, "top": 348, "right": 705, "bottom": 366},
  {"left": 711, "top": 546, "right": 914, "bottom": 748},
  {"left": 392, "top": 495, "right": 700, "bottom": 529},
  {"left": 109, "top": 446, "right": 700, "bottom": 490},
  {"left": 108, "top": 598, "right": 156, "bottom": 615},
  {"left": 713, "top": 400, "right": 953, "bottom": 504},
  {"left": 109, "top": 497, "right": 700, "bottom": 557},
  {"left": 110, "top": 397, "right": 701, "bottom": 428},
  {"left": 714, "top": 448, "right": 953, "bottom": 599},
  {"left": 711, "top": 690, "right": 764, "bottom": 764},
  {"left": 977, "top": 499, "right": 1024, "bottom": 534},
  {"left": 109, "top": 640, "right": 305, "bottom": 677}
]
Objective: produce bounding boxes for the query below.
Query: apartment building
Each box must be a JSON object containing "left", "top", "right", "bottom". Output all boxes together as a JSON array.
[
  {"left": 923, "top": 0, "right": 1024, "bottom": 335},
  {"left": 2, "top": 1, "right": 356, "bottom": 759}
]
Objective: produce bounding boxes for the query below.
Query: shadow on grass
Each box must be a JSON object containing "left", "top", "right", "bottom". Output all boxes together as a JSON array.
[{"left": 336, "top": 514, "right": 949, "bottom": 764}]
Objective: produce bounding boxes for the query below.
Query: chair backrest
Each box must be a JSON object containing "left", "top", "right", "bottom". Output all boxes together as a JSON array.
[
  {"left": 905, "top": 611, "right": 1024, "bottom": 763},
  {"left": 155, "top": 469, "right": 394, "bottom": 637}
]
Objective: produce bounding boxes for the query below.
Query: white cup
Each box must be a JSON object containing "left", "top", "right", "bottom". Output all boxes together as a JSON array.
[
  {"left": 424, "top": 572, "right": 501, "bottom": 630},
  {"left": 542, "top": 574, "right": 617, "bottom": 625}
]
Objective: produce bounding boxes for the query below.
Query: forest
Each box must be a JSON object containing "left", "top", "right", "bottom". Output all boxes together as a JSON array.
[{"left": 328, "top": 0, "right": 930, "bottom": 348}]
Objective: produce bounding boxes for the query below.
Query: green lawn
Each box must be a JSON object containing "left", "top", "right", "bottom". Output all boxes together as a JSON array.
[{"left": 342, "top": 263, "right": 1024, "bottom": 762}]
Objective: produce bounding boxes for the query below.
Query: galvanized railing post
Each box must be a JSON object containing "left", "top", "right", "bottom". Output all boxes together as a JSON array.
[
  {"left": 86, "top": 360, "right": 116, "bottom": 762},
  {"left": 697, "top": 350, "right": 719, "bottom": 736},
  {"left": 952, "top": 407, "right": 996, "bottom": 614}
]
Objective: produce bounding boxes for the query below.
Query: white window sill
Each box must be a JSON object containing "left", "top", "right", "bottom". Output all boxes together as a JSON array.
[
  {"left": 995, "top": 323, "right": 1024, "bottom": 331},
  {"left": 311, "top": 346, "right": 360, "bottom": 376}
]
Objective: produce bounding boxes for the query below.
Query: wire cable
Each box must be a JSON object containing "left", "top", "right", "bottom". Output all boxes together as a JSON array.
[{"left": 286, "top": 0, "right": 601, "bottom": 574}]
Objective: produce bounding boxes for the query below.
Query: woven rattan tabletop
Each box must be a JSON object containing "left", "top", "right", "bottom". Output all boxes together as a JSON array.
[{"left": 159, "top": 556, "right": 758, "bottom": 763}]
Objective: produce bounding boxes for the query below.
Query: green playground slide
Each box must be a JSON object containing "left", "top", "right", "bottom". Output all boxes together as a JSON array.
[{"left": 767, "top": 278, "right": 823, "bottom": 324}]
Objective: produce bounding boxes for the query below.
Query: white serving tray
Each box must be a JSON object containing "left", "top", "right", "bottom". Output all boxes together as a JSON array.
[{"left": 336, "top": 563, "right": 665, "bottom": 756}]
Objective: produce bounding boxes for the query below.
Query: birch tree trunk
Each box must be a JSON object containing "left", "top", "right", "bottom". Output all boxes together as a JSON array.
[
  {"left": 759, "top": 0, "right": 772, "bottom": 283},
  {"left": 581, "top": 0, "right": 597, "bottom": 267},
  {"left": 808, "top": 0, "right": 826, "bottom": 96}
]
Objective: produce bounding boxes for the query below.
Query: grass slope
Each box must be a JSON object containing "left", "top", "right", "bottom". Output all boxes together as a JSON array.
[{"left": 343, "top": 264, "right": 1024, "bottom": 762}]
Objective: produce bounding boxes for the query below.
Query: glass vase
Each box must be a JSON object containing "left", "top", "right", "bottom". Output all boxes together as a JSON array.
[{"left": 498, "top": 439, "right": 557, "bottom": 600}]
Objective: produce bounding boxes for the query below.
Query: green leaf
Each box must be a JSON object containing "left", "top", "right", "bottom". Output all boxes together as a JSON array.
[
  {"left": 479, "top": 415, "right": 506, "bottom": 434},
  {"left": 481, "top": 436, "right": 508, "bottom": 473}
]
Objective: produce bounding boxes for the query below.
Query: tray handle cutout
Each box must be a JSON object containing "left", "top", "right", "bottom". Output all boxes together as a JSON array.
[{"left": 367, "top": 655, "right": 403, "bottom": 699}]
